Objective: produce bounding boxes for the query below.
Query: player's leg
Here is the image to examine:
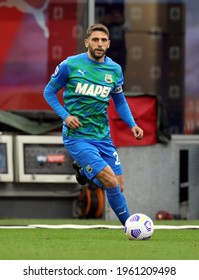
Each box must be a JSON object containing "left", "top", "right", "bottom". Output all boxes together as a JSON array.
[
  {"left": 116, "top": 174, "right": 124, "bottom": 192},
  {"left": 72, "top": 160, "right": 124, "bottom": 191},
  {"left": 63, "top": 137, "right": 130, "bottom": 225},
  {"left": 72, "top": 161, "right": 130, "bottom": 225},
  {"left": 91, "top": 140, "right": 130, "bottom": 225},
  {"left": 96, "top": 161, "right": 130, "bottom": 226},
  {"left": 72, "top": 159, "right": 130, "bottom": 225}
]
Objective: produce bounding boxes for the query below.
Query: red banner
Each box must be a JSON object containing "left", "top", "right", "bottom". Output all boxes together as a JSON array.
[{"left": 108, "top": 95, "right": 157, "bottom": 147}]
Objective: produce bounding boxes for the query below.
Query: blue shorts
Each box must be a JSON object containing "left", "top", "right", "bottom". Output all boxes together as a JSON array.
[{"left": 62, "top": 127, "right": 123, "bottom": 181}]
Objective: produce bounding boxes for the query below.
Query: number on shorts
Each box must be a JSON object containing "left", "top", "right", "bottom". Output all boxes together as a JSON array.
[{"left": 113, "top": 151, "right": 120, "bottom": 165}]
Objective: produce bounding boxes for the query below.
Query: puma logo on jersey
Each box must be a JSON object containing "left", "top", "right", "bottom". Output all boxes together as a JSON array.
[
  {"left": 78, "top": 70, "right": 86, "bottom": 76},
  {"left": 75, "top": 82, "right": 111, "bottom": 98}
]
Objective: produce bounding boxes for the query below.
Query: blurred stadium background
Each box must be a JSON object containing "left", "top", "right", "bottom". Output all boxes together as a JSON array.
[{"left": 0, "top": 0, "right": 198, "bottom": 222}]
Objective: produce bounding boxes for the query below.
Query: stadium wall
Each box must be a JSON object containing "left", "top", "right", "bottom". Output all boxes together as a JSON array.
[
  {"left": 0, "top": 135, "right": 198, "bottom": 220},
  {"left": 105, "top": 135, "right": 199, "bottom": 221}
]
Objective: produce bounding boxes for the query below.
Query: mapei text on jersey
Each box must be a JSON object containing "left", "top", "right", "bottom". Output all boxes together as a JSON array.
[{"left": 75, "top": 83, "right": 111, "bottom": 98}]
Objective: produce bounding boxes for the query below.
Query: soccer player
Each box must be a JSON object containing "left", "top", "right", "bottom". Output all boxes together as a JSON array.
[{"left": 43, "top": 23, "right": 143, "bottom": 226}]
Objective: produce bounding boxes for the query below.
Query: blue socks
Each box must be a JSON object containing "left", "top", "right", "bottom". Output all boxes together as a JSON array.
[{"left": 105, "top": 185, "right": 130, "bottom": 225}]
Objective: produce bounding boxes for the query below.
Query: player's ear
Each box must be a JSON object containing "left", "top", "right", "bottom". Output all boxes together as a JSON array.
[
  {"left": 85, "top": 39, "right": 89, "bottom": 48},
  {"left": 107, "top": 39, "right": 111, "bottom": 49}
]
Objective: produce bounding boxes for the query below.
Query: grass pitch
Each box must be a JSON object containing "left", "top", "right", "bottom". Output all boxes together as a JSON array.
[{"left": 0, "top": 219, "right": 198, "bottom": 260}]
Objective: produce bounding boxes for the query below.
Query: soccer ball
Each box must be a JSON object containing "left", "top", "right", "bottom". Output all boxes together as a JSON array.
[{"left": 124, "top": 213, "right": 154, "bottom": 240}]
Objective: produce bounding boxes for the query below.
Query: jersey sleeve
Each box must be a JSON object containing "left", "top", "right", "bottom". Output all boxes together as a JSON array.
[
  {"left": 111, "top": 92, "right": 137, "bottom": 128},
  {"left": 43, "top": 60, "right": 70, "bottom": 121},
  {"left": 50, "top": 59, "right": 69, "bottom": 89},
  {"left": 112, "top": 65, "right": 124, "bottom": 94}
]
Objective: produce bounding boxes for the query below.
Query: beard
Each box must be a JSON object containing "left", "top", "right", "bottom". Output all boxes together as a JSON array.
[{"left": 88, "top": 46, "right": 107, "bottom": 61}]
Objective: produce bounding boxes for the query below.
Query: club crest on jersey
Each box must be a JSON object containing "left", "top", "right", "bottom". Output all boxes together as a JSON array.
[
  {"left": 86, "top": 165, "right": 93, "bottom": 173},
  {"left": 105, "top": 74, "right": 112, "bottom": 83}
]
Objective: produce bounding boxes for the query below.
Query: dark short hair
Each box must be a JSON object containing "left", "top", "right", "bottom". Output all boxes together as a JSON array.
[{"left": 86, "top": 24, "right": 110, "bottom": 38}]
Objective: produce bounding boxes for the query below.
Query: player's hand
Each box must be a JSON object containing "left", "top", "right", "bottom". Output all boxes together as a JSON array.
[
  {"left": 131, "top": 126, "right": 143, "bottom": 140},
  {"left": 65, "top": 116, "right": 83, "bottom": 129}
]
